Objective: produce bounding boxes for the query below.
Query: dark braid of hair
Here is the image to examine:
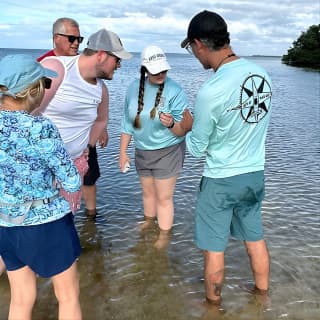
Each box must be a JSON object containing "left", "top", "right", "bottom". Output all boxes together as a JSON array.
[
  {"left": 150, "top": 83, "right": 164, "bottom": 119},
  {"left": 133, "top": 66, "right": 147, "bottom": 129}
]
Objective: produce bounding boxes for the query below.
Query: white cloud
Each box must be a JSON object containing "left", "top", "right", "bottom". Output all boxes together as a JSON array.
[{"left": 0, "top": 0, "right": 319, "bottom": 55}]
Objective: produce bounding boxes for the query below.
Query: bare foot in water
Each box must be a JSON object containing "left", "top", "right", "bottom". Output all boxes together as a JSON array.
[
  {"left": 85, "top": 208, "right": 97, "bottom": 220},
  {"left": 139, "top": 216, "right": 156, "bottom": 232},
  {"left": 190, "top": 297, "right": 225, "bottom": 319},
  {"left": 154, "top": 229, "right": 171, "bottom": 249},
  {"left": 240, "top": 283, "right": 271, "bottom": 307},
  {"left": 202, "top": 301, "right": 225, "bottom": 319}
]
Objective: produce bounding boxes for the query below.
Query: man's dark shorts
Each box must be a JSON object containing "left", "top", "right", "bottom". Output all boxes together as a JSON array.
[{"left": 84, "top": 146, "right": 100, "bottom": 186}]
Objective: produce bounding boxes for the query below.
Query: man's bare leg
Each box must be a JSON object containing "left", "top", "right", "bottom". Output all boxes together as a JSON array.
[
  {"left": 204, "top": 251, "right": 224, "bottom": 304},
  {"left": 245, "top": 239, "right": 270, "bottom": 292},
  {"left": 83, "top": 185, "right": 97, "bottom": 218}
]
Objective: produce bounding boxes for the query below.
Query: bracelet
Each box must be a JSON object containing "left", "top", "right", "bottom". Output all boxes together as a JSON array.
[
  {"left": 167, "top": 120, "right": 175, "bottom": 129},
  {"left": 87, "top": 144, "right": 94, "bottom": 149}
]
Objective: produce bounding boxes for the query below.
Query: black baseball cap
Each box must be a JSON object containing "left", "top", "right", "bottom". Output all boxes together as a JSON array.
[{"left": 181, "top": 10, "right": 228, "bottom": 48}]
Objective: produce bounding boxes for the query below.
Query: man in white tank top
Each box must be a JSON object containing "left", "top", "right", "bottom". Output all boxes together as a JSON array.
[
  {"left": 38, "top": 28, "right": 132, "bottom": 214},
  {"left": 37, "top": 17, "right": 107, "bottom": 218}
]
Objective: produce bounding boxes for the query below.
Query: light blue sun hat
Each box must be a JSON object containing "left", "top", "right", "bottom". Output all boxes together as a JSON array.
[{"left": 0, "top": 54, "right": 57, "bottom": 97}]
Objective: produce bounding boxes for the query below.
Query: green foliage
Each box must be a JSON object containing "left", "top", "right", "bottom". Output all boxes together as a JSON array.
[{"left": 282, "top": 25, "right": 320, "bottom": 69}]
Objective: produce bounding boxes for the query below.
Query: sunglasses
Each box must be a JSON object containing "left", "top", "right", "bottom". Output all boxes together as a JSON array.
[
  {"left": 106, "top": 52, "right": 121, "bottom": 65},
  {"left": 43, "top": 78, "right": 52, "bottom": 89},
  {"left": 56, "top": 33, "right": 84, "bottom": 44},
  {"left": 106, "top": 51, "right": 121, "bottom": 68},
  {"left": 185, "top": 41, "right": 194, "bottom": 55}
]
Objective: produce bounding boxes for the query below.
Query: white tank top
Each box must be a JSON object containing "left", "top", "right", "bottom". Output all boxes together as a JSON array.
[{"left": 43, "top": 56, "right": 103, "bottom": 159}]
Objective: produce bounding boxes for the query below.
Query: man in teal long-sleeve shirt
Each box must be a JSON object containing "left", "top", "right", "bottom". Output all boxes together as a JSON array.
[{"left": 181, "top": 10, "right": 272, "bottom": 305}]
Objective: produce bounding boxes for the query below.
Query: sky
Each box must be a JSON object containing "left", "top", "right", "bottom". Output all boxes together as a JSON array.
[{"left": 0, "top": 0, "right": 319, "bottom": 56}]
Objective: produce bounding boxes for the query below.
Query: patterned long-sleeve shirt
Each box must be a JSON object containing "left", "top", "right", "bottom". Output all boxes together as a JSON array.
[{"left": 0, "top": 110, "right": 81, "bottom": 227}]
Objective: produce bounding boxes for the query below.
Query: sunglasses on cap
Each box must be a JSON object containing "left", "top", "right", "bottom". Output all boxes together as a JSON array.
[{"left": 56, "top": 33, "right": 84, "bottom": 44}]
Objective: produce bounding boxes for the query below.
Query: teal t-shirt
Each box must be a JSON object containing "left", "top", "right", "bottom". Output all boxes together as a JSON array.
[
  {"left": 121, "top": 76, "right": 189, "bottom": 150},
  {"left": 186, "top": 58, "right": 272, "bottom": 178}
]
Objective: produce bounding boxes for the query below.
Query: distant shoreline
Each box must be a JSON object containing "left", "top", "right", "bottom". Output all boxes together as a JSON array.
[
  {"left": 0, "top": 47, "right": 282, "bottom": 58},
  {"left": 250, "top": 54, "right": 281, "bottom": 58}
]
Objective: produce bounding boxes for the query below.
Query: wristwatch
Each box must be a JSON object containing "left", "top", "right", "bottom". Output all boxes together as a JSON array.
[
  {"left": 167, "top": 120, "right": 175, "bottom": 129},
  {"left": 87, "top": 143, "right": 94, "bottom": 149}
]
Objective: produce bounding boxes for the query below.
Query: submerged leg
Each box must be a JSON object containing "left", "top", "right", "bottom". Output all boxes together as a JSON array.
[
  {"left": 204, "top": 250, "right": 224, "bottom": 304},
  {"left": 245, "top": 239, "right": 270, "bottom": 291},
  {"left": 154, "top": 228, "right": 172, "bottom": 249},
  {"left": 139, "top": 176, "right": 157, "bottom": 228}
]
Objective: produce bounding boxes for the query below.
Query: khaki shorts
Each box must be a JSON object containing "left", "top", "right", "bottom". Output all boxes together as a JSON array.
[{"left": 135, "top": 140, "right": 185, "bottom": 179}]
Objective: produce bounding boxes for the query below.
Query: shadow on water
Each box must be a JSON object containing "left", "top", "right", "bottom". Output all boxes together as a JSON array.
[{"left": 0, "top": 51, "right": 319, "bottom": 319}]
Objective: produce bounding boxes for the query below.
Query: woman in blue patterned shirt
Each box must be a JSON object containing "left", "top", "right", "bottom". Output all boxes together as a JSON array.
[{"left": 0, "top": 55, "right": 82, "bottom": 319}]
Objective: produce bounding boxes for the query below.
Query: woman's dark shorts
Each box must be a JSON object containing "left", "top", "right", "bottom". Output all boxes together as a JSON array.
[{"left": 0, "top": 213, "right": 81, "bottom": 277}]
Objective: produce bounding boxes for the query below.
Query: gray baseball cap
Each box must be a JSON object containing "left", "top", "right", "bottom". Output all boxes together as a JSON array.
[{"left": 86, "top": 28, "right": 132, "bottom": 60}]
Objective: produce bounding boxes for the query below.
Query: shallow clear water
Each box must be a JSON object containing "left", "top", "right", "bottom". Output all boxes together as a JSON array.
[{"left": 0, "top": 49, "right": 319, "bottom": 320}]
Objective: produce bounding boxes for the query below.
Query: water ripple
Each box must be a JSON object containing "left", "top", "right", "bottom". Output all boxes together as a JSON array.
[{"left": 0, "top": 54, "right": 319, "bottom": 320}]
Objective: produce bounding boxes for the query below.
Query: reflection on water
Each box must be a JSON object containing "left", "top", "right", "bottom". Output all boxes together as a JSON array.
[{"left": 0, "top": 52, "right": 319, "bottom": 320}]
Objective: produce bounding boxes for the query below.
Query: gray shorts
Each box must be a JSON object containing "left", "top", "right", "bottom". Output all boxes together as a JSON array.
[{"left": 135, "top": 140, "right": 185, "bottom": 179}]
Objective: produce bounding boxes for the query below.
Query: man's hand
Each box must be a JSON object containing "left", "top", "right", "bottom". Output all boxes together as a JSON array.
[
  {"left": 180, "top": 109, "right": 193, "bottom": 132},
  {"left": 98, "top": 130, "right": 108, "bottom": 148}
]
